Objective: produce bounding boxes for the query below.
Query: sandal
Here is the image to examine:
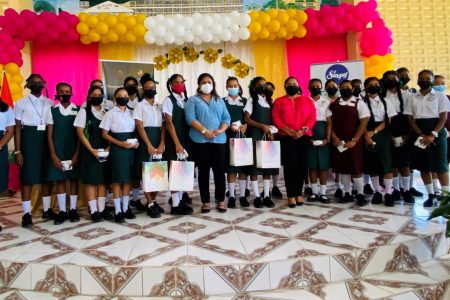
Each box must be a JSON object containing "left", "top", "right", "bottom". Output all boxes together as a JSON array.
[
  {"left": 217, "top": 201, "right": 227, "bottom": 213},
  {"left": 201, "top": 203, "right": 210, "bottom": 213},
  {"left": 296, "top": 196, "right": 305, "bottom": 206}
]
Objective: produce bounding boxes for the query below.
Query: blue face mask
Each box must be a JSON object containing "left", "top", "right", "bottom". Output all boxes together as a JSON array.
[
  {"left": 228, "top": 87, "right": 240, "bottom": 97},
  {"left": 433, "top": 85, "right": 446, "bottom": 93}
]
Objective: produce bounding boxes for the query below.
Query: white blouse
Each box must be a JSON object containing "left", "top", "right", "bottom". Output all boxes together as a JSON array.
[
  {"left": 99, "top": 106, "right": 135, "bottom": 133},
  {"left": 133, "top": 100, "right": 163, "bottom": 127}
]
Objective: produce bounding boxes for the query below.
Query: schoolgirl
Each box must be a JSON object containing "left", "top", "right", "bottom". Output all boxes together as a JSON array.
[{"left": 0, "top": 98, "right": 15, "bottom": 194}]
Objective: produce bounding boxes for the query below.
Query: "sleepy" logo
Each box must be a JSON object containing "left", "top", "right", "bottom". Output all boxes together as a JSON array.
[{"left": 325, "top": 64, "right": 349, "bottom": 84}]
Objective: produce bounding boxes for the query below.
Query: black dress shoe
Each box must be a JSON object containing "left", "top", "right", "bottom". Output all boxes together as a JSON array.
[
  {"left": 227, "top": 197, "right": 236, "bottom": 208},
  {"left": 226, "top": 190, "right": 230, "bottom": 197},
  {"left": 319, "top": 195, "right": 330, "bottom": 204},
  {"left": 114, "top": 212, "right": 125, "bottom": 223},
  {"left": 91, "top": 211, "right": 103, "bottom": 222},
  {"left": 69, "top": 209, "right": 80, "bottom": 222},
  {"left": 254, "top": 197, "right": 263, "bottom": 208},
  {"left": 147, "top": 205, "right": 161, "bottom": 218},
  {"left": 271, "top": 186, "right": 282, "bottom": 198},
  {"left": 392, "top": 189, "right": 402, "bottom": 201},
  {"left": 100, "top": 209, "right": 113, "bottom": 220},
  {"left": 423, "top": 194, "right": 436, "bottom": 207},
  {"left": 130, "top": 200, "right": 146, "bottom": 212},
  {"left": 21, "top": 213, "right": 33, "bottom": 228},
  {"left": 352, "top": 189, "right": 358, "bottom": 197},
  {"left": 356, "top": 194, "right": 368, "bottom": 207},
  {"left": 410, "top": 187, "right": 424, "bottom": 197},
  {"left": 245, "top": 188, "right": 251, "bottom": 197},
  {"left": 263, "top": 196, "right": 275, "bottom": 208},
  {"left": 307, "top": 194, "right": 319, "bottom": 202},
  {"left": 171, "top": 202, "right": 193, "bottom": 215},
  {"left": 152, "top": 201, "right": 164, "bottom": 214},
  {"left": 339, "top": 192, "right": 353, "bottom": 203},
  {"left": 240, "top": 197, "right": 250, "bottom": 207},
  {"left": 54, "top": 211, "right": 68, "bottom": 225},
  {"left": 42, "top": 208, "right": 57, "bottom": 221},
  {"left": 384, "top": 193, "right": 395, "bottom": 207},
  {"left": 124, "top": 208, "right": 136, "bottom": 219},
  {"left": 371, "top": 192, "right": 383, "bottom": 205},
  {"left": 182, "top": 192, "right": 193, "bottom": 205},
  {"left": 296, "top": 201, "right": 304, "bottom": 206},
  {"left": 364, "top": 184, "right": 375, "bottom": 195},
  {"left": 334, "top": 188, "right": 343, "bottom": 199},
  {"left": 304, "top": 187, "right": 313, "bottom": 196},
  {"left": 402, "top": 190, "right": 415, "bottom": 204}
]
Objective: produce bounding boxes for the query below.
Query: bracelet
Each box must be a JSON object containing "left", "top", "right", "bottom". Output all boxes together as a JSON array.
[
  {"left": 14, "top": 150, "right": 21, "bottom": 154},
  {"left": 351, "top": 137, "right": 359, "bottom": 142}
]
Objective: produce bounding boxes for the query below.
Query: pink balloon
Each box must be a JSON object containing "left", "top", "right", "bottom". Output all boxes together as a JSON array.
[
  {"left": 20, "top": 9, "right": 38, "bottom": 24},
  {"left": 0, "top": 53, "right": 9, "bottom": 64},
  {"left": 333, "top": 23, "right": 345, "bottom": 34},
  {"left": 304, "top": 8, "right": 317, "bottom": 18},
  {"left": 371, "top": 18, "right": 385, "bottom": 28},
  {"left": 305, "top": 18, "right": 318, "bottom": 30},
  {"left": 334, "top": 7, "right": 345, "bottom": 18},
  {"left": 55, "top": 20, "right": 69, "bottom": 33},
  {"left": 47, "top": 30, "right": 59, "bottom": 41},
  {"left": 67, "top": 30, "right": 80, "bottom": 41},
  {"left": 1, "top": 33, "right": 13, "bottom": 45},
  {"left": 367, "top": 0, "right": 378, "bottom": 11},
  {"left": 12, "top": 38, "right": 25, "bottom": 49},
  {"left": 34, "top": 20, "right": 47, "bottom": 33},
  {"left": 37, "top": 35, "right": 50, "bottom": 44},
  {"left": 67, "top": 15, "right": 79, "bottom": 27},
  {"left": 320, "top": 5, "right": 334, "bottom": 16},
  {"left": 316, "top": 27, "right": 326, "bottom": 37},
  {"left": 4, "top": 8, "right": 19, "bottom": 19},
  {"left": 14, "top": 57, "right": 24, "bottom": 67},
  {"left": 323, "top": 16, "right": 337, "bottom": 28},
  {"left": 58, "top": 11, "right": 70, "bottom": 18},
  {"left": 20, "top": 29, "right": 37, "bottom": 41}
]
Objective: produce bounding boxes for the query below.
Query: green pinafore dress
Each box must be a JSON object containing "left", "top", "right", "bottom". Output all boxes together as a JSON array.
[{"left": 134, "top": 127, "right": 162, "bottom": 180}]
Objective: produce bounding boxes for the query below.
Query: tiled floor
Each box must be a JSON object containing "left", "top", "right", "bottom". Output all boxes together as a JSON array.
[{"left": 0, "top": 176, "right": 449, "bottom": 299}]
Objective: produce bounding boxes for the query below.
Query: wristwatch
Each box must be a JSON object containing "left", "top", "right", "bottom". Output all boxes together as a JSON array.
[
  {"left": 431, "top": 130, "right": 438, "bottom": 138},
  {"left": 374, "top": 129, "right": 378, "bottom": 134},
  {"left": 201, "top": 128, "right": 207, "bottom": 135}
]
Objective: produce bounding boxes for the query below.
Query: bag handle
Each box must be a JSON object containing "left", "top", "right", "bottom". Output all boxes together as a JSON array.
[{"left": 262, "top": 133, "right": 268, "bottom": 141}]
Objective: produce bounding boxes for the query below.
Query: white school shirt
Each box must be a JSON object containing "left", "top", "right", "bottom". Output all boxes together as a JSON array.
[
  {"left": 99, "top": 106, "right": 135, "bottom": 133},
  {"left": 14, "top": 94, "right": 54, "bottom": 126},
  {"left": 81, "top": 99, "right": 115, "bottom": 111},
  {"left": 127, "top": 96, "right": 139, "bottom": 110},
  {"left": 404, "top": 90, "right": 449, "bottom": 119},
  {"left": 225, "top": 95, "right": 245, "bottom": 106},
  {"left": 163, "top": 93, "right": 186, "bottom": 116},
  {"left": 312, "top": 96, "right": 332, "bottom": 121},
  {"left": 133, "top": 99, "right": 163, "bottom": 127},
  {"left": 338, "top": 96, "right": 371, "bottom": 119},
  {"left": 243, "top": 95, "right": 270, "bottom": 115},
  {"left": 366, "top": 95, "right": 397, "bottom": 122},
  {"left": 73, "top": 106, "right": 107, "bottom": 128},
  {"left": 384, "top": 90, "right": 410, "bottom": 114},
  {"left": 46, "top": 102, "right": 79, "bottom": 125},
  {"left": 0, "top": 107, "right": 15, "bottom": 131}
]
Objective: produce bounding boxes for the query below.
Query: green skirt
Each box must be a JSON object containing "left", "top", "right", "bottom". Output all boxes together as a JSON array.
[
  {"left": 20, "top": 126, "right": 48, "bottom": 185},
  {"left": 110, "top": 132, "right": 135, "bottom": 183},
  {"left": 80, "top": 147, "right": 108, "bottom": 185},
  {"left": 46, "top": 150, "right": 80, "bottom": 182},
  {"left": 0, "top": 131, "right": 8, "bottom": 191},
  {"left": 134, "top": 127, "right": 161, "bottom": 180},
  {"left": 307, "top": 121, "right": 331, "bottom": 170},
  {"left": 363, "top": 128, "right": 393, "bottom": 175}
]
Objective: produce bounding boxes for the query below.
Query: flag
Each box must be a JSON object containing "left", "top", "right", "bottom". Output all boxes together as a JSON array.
[{"left": 1, "top": 71, "right": 14, "bottom": 108}]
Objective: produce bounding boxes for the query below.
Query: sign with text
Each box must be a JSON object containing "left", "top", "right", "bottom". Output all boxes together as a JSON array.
[{"left": 310, "top": 60, "right": 364, "bottom": 86}]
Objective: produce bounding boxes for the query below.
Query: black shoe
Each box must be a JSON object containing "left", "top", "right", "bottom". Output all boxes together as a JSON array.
[
  {"left": 69, "top": 209, "right": 80, "bottom": 222},
  {"left": 106, "top": 205, "right": 115, "bottom": 212},
  {"left": 124, "top": 208, "right": 136, "bottom": 219},
  {"left": 240, "top": 197, "right": 250, "bottom": 207},
  {"left": 147, "top": 204, "right": 161, "bottom": 218},
  {"left": 402, "top": 190, "right": 415, "bottom": 204},
  {"left": 304, "top": 187, "right": 312, "bottom": 196},
  {"left": 371, "top": 192, "right": 383, "bottom": 205},
  {"left": 263, "top": 196, "right": 275, "bottom": 208},
  {"left": 227, "top": 197, "right": 236, "bottom": 208},
  {"left": 254, "top": 197, "right": 263, "bottom": 208},
  {"left": 307, "top": 194, "right": 319, "bottom": 202},
  {"left": 91, "top": 211, "right": 103, "bottom": 222},
  {"left": 384, "top": 193, "right": 395, "bottom": 207},
  {"left": 245, "top": 188, "right": 251, "bottom": 197},
  {"left": 334, "top": 188, "right": 343, "bottom": 199},
  {"left": 271, "top": 186, "right": 283, "bottom": 198},
  {"left": 392, "top": 189, "right": 402, "bottom": 201},
  {"left": 100, "top": 209, "right": 113, "bottom": 220},
  {"left": 356, "top": 194, "right": 368, "bottom": 207},
  {"left": 423, "top": 194, "right": 436, "bottom": 207},
  {"left": 339, "top": 192, "right": 353, "bottom": 203},
  {"left": 226, "top": 190, "right": 230, "bottom": 197},
  {"left": 410, "top": 187, "right": 424, "bottom": 197},
  {"left": 352, "top": 189, "right": 358, "bottom": 197},
  {"left": 364, "top": 184, "right": 375, "bottom": 195},
  {"left": 171, "top": 202, "right": 193, "bottom": 215},
  {"left": 114, "top": 212, "right": 125, "bottom": 223},
  {"left": 21, "top": 213, "right": 33, "bottom": 228},
  {"left": 130, "top": 200, "right": 146, "bottom": 212},
  {"left": 319, "top": 195, "right": 330, "bottom": 204},
  {"left": 182, "top": 192, "right": 192, "bottom": 205},
  {"left": 42, "top": 208, "right": 57, "bottom": 221},
  {"left": 54, "top": 211, "right": 68, "bottom": 225},
  {"left": 152, "top": 201, "right": 164, "bottom": 214},
  {"left": 288, "top": 201, "right": 296, "bottom": 208}
]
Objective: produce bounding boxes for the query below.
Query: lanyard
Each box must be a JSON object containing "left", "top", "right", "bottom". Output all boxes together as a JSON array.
[{"left": 28, "top": 96, "right": 45, "bottom": 125}]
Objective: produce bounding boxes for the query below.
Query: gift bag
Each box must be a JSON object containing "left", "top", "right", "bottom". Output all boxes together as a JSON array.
[
  {"left": 256, "top": 140, "right": 281, "bottom": 169},
  {"left": 230, "top": 132, "right": 253, "bottom": 166},
  {"left": 169, "top": 160, "right": 195, "bottom": 191},
  {"left": 142, "top": 161, "right": 169, "bottom": 192}
]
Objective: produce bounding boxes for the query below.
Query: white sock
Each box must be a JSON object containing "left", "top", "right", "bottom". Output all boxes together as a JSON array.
[
  {"left": 178, "top": 191, "right": 183, "bottom": 200},
  {"left": 263, "top": 179, "right": 271, "bottom": 197},
  {"left": 122, "top": 195, "right": 130, "bottom": 211},
  {"left": 57, "top": 193, "right": 66, "bottom": 212},
  {"left": 335, "top": 180, "right": 342, "bottom": 190},
  {"left": 433, "top": 179, "right": 441, "bottom": 193},
  {"left": 229, "top": 182, "right": 235, "bottom": 197},
  {"left": 311, "top": 183, "right": 318, "bottom": 195},
  {"left": 342, "top": 174, "right": 352, "bottom": 194},
  {"left": 70, "top": 195, "right": 78, "bottom": 210},
  {"left": 132, "top": 188, "right": 140, "bottom": 201},
  {"left": 401, "top": 176, "right": 410, "bottom": 191},
  {"left": 363, "top": 174, "right": 371, "bottom": 185},
  {"left": 172, "top": 192, "right": 180, "bottom": 207},
  {"left": 425, "top": 184, "right": 434, "bottom": 195},
  {"left": 88, "top": 200, "right": 98, "bottom": 213},
  {"left": 384, "top": 178, "right": 393, "bottom": 195},
  {"left": 410, "top": 173, "right": 415, "bottom": 188},
  {"left": 320, "top": 185, "right": 327, "bottom": 196},
  {"left": 252, "top": 181, "right": 260, "bottom": 197},
  {"left": 22, "top": 200, "right": 31, "bottom": 214},
  {"left": 393, "top": 176, "right": 400, "bottom": 191},
  {"left": 353, "top": 177, "right": 363, "bottom": 195},
  {"left": 371, "top": 176, "right": 380, "bottom": 193},
  {"left": 239, "top": 180, "right": 247, "bottom": 198},
  {"left": 246, "top": 176, "right": 251, "bottom": 189},
  {"left": 114, "top": 198, "right": 121, "bottom": 214},
  {"left": 42, "top": 196, "right": 51, "bottom": 212},
  {"left": 98, "top": 197, "right": 106, "bottom": 212},
  {"left": 273, "top": 175, "right": 279, "bottom": 186}
]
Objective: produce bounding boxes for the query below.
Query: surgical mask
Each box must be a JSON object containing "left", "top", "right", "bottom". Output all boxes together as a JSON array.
[
  {"left": 255, "top": 86, "right": 266, "bottom": 95},
  {"left": 339, "top": 88, "right": 353, "bottom": 99},
  {"left": 366, "top": 86, "right": 381, "bottom": 95},
  {"left": 57, "top": 94, "right": 71, "bottom": 103},
  {"left": 433, "top": 85, "right": 446, "bottom": 93},
  {"left": 352, "top": 87, "right": 362, "bottom": 97},
  {"left": 400, "top": 76, "right": 410, "bottom": 86},
  {"left": 89, "top": 96, "right": 103, "bottom": 106},
  {"left": 29, "top": 82, "right": 44, "bottom": 94},
  {"left": 418, "top": 80, "right": 433, "bottom": 90},
  {"left": 309, "top": 87, "right": 322, "bottom": 97},
  {"left": 285, "top": 85, "right": 299, "bottom": 96},
  {"left": 143, "top": 89, "right": 157, "bottom": 99},
  {"left": 200, "top": 83, "right": 213, "bottom": 94},
  {"left": 125, "top": 85, "right": 138, "bottom": 95},
  {"left": 116, "top": 97, "right": 129, "bottom": 106},
  {"left": 326, "top": 87, "right": 338, "bottom": 96},
  {"left": 227, "top": 87, "right": 240, "bottom": 97},
  {"left": 265, "top": 89, "right": 274, "bottom": 98}
]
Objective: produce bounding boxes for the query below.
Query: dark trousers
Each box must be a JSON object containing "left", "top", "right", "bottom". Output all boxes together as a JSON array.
[
  {"left": 194, "top": 142, "right": 226, "bottom": 203},
  {"left": 281, "top": 135, "right": 309, "bottom": 198}
]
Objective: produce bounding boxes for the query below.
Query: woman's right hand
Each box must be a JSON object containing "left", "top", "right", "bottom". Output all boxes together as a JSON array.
[
  {"left": 121, "top": 141, "right": 134, "bottom": 149},
  {"left": 15, "top": 153, "right": 23, "bottom": 167},
  {"left": 90, "top": 149, "right": 100, "bottom": 159},
  {"left": 332, "top": 136, "right": 341, "bottom": 147},
  {"left": 261, "top": 125, "right": 271, "bottom": 134},
  {"left": 175, "top": 143, "right": 184, "bottom": 154},
  {"left": 204, "top": 130, "right": 215, "bottom": 139},
  {"left": 147, "top": 145, "right": 156, "bottom": 156},
  {"left": 51, "top": 155, "right": 63, "bottom": 170}
]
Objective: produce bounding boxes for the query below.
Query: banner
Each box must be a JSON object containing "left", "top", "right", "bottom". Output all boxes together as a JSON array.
[{"left": 310, "top": 60, "right": 365, "bottom": 86}]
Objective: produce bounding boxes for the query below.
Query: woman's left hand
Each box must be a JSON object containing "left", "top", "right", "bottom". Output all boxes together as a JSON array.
[
  {"left": 239, "top": 124, "right": 247, "bottom": 134},
  {"left": 156, "top": 144, "right": 165, "bottom": 154},
  {"left": 321, "top": 139, "right": 328, "bottom": 146},
  {"left": 71, "top": 155, "right": 79, "bottom": 167},
  {"left": 345, "top": 140, "right": 357, "bottom": 149},
  {"left": 420, "top": 135, "right": 435, "bottom": 146}
]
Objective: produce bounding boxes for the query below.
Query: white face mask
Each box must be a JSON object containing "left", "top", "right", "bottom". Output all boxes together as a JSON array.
[{"left": 200, "top": 83, "right": 213, "bottom": 94}]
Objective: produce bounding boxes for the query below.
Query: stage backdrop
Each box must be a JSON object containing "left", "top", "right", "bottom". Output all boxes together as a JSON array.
[{"left": 310, "top": 60, "right": 365, "bottom": 86}]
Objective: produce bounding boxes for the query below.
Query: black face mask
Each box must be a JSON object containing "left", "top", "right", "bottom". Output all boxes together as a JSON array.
[
  {"left": 326, "top": 87, "right": 338, "bottom": 96},
  {"left": 29, "top": 83, "right": 44, "bottom": 94},
  {"left": 286, "top": 85, "right": 300, "bottom": 96},
  {"left": 309, "top": 87, "right": 322, "bottom": 97},
  {"left": 265, "top": 90, "right": 274, "bottom": 98},
  {"left": 418, "top": 80, "right": 433, "bottom": 90},
  {"left": 89, "top": 96, "right": 103, "bottom": 106},
  {"left": 143, "top": 89, "right": 157, "bottom": 99},
  {"left": 400, "top": 76, "right": 410, "bottom": 86},
  {"left": 385, "top": 80, "right": 400, "bottom": 89},
  {"left": 339, "top": 88, "right": 353, "bottom": 99},
  {"left": 116, "top": 97, "right": 129, "bottom": 106},
  {"left": 57, "top": 94, "right": 71, "bottom": 103},
  {"left": 255, "top": 86, "right": 266, "bottom": 95},
  {"left": 366, "top": 86, "right": 381, "bottom": 95},
  {"left": 125, "top": 85, "right": 138, "bottom": 95},
  {"left": 352, "top": 87, "right": 362, "bottom": 97}
]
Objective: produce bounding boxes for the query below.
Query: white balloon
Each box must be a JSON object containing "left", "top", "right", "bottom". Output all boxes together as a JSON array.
[
  {"left": 154, "top": 25, "right": 166, "bottom": 38},
  {"left": 222, "top": 16, "right": 231, "bottom": 28},
  {"left": 193, "top": 38, "right": 202, "bottom": 45},
  {"left": 212, "top": 37, "right": 221, "bottom": 44},
  {"left": 165, "top": 17, "right": 175, "bottom": 28},
  {"left": 238, "top": 28, "right": 250, "bottom": 40},
  {"left": 230, "top": 34, "right": 240, "bottom": 43},
  {"left": 155, "top": 14, "right": 165, "bottom": 23},
  {"left": 221, "top": 29, "right": 232, "bottom": 41},
  {"left": 184, "top": 31, "right": 194, "bottom": 43},
  {"left": 202, "top": 30, "right": 213, "bottom": 43},
  {"left": 193, "top": 24, "right": 204, "bottom": 36},
  {"left": 164, "top": 34, "right": 175, "bottom": 44},
  {"left": 175, "top": 38, "right": 184, "bottom": 46},
  {"left": 144, "top": 32, "right": 156, "bottom": 44},
  {"left": 230, "top": 11, "right": 240, "bottom": 21},
  {"left": 211, "top": 24, "right": 223, "bottom": 35},
  {"left": 184, "top": 16, "right": 194, "bottom": 29},
  {"left": 238, "top": 14, "right": 251, "bottom": 27},
  {"left": 173, "top": 14, "right": 183, "bottom": 22},
  {"left": 212, "top": 13, "right": 220, "bottom": 21},
  {"left": 144, "top": 17, "right": 155, "bottom": 29},
  {"left": 173, "top": 24, "right": 185, "bottom": 37},
  {"left": 202, "top": 15, "right": 213, "bottom": 27},
  {"left": 156, "top": 39, "right": 165, "bottom": 46},
  {"left": 192, "top": 12, "right": 202, "bottom": 21},
  {"left": 230, "top": 24, "right": 240, "bottom": 33}
]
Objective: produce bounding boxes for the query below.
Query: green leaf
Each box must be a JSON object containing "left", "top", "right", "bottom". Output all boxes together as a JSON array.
[{"left": 427, "top": 203, "right": 450, "bottom": 220}]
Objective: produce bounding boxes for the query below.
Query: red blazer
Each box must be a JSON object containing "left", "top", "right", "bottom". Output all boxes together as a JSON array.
[{"left": 272, "top": 95, "right": 316, "bottom": 136}]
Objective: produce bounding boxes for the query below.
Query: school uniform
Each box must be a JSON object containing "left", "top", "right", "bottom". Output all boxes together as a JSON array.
[
  {"left": 45, "top": 103, "right": 80, "bottom": 182},
  {"left": 81, "top": 99, "right": 115, "bottom": 111},
  {"left": 330, "top": 96, "right": 371, "bottom": 174},
  {"left": 0, "top": 108, "right": 15, "bottom": 191},
  {"left": 73, "top": 106, "right": 109, "bottom": 185},
  {"left": 363, "top": 95, "right": 397, "bottom": 175},
  {"left": 308, "top": 96, "right": 332, "bottom": 170},
  {"left": 99, "top": 106, "right": 136, "bottom": 183},
  {"left": 126, "top": 96, "right": 140, "bottom": 111},
  {"left": 244, "top": 95, "right": 278, "bottom": 176},
  {"left": 14, "top": 95, "right": 54, "bottom": 185},
  {"left": 133, "top": 99, "right": 163, "bottom": 179},
  {"left": 404, "top": 90, "right": 449, "bottom": 172}
]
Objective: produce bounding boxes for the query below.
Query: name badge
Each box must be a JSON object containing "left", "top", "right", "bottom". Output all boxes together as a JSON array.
[{"left": 37, "top": 125, "right": 46, "bottom": 131}]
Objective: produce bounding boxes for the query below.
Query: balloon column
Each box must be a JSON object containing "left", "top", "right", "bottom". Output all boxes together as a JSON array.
[
  {"left": 0, "top": 63, "right": 24, "bottom": 101},
  {"left": 248, "top": 9, "right": 308, "bottom": 40}
]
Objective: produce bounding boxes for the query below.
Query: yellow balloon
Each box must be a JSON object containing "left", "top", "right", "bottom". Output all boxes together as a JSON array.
[
  {"left": 106, "top": 31, "right": 119, "bottom": 42},
  {"left": 125, "top": 16, "right": 136, "bottom": 28},
  {"left": 114, "top": 23, "right": 127, "bottom": 35},
  {"left": 12, "top": 74, "right": 23, "bottom": 84},
  {"left": 133, "top": 24, "right": 146, "bottom": 37},
  {"left": 136, "top": 14, "right": 146, "bottom": 23},
  {"left": 294, "top": 26, "right": 307, "bottom": 38},
  {"left": 285, "top": 19, "right": 298, "bottom": 33},
  {"left": 268, "top": 9, "right": 278, "bottom": 19},
  {"left": 277, "top": 11, "right": 289, "bottom": 25},
  {"left": 286, "top": 9, "right": 297, "bottom": 18},
  {"left": 249, "top": 22, "right": 262, "bottom": 34},
  {"left": 295, "top": 11, "right": 308, "bottom": 24},
  {"left": 258, "top": 28, "right": 270, "bottom": 39},
  {"left": 268, "top": 20, "right": 281, "bottom": 33},
  {"left": 125, "top": 32, "right": 136, "bottom": 43},
  {"left": 249, "top": 11, "right": 259, "bottom": 21},
  {"left": 76, "top": 22, "right": 90, "bottom": 35},
  {"left": 98, "top": 12, "right": 108, "bottom": 21},
  {"left": 95, "top": 22, "right": 109, "bottom": 35},
  {"left": 78, "top": 12, "right": 89, "bottom": 22},
  {"left": 276, "top": 27, "right": 287, "bottom": 38},
  {"left": 136, "top": 36, "right": 146, "bottom": 45},
  {"left": 119, "top": 35, "right": 127, "bottom": 43},
  {"left": 250, "top": 35, "right": 258, "bottom": 42},
  {"left": 12, "top": 92, "right": 22, "bottom": 101},
  {"left": 100, "top": 36, "right": 110, "bottom": 44},
  {"left": 105, "top": 15, "right": 118, "bottom": 28},
  {"left": 5, "top": 63, "right": 19, "bottom": 75},
  {"left": 88, "top": 31, "right": 101, "bottom": 42},
  {"left": 80, "top": 35, "right": 91, "bottom": 45},
  {"left": 117, "top": 13, "right": 127, "bottom": 22},
  {"left": 9, "top": 82, "right": 21, "bottom": 95},
  {"left": 267, "top": 33, "right": 277, "bottom": 41},
  {"left": 285, "top": 32, "right": 294, "bottom": 40},
  {"left": 86, "top": 15, "right": 98, "bottom": 28},
  {"left": 259, "top": 13, "right": 271, "bottom": 26}
]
